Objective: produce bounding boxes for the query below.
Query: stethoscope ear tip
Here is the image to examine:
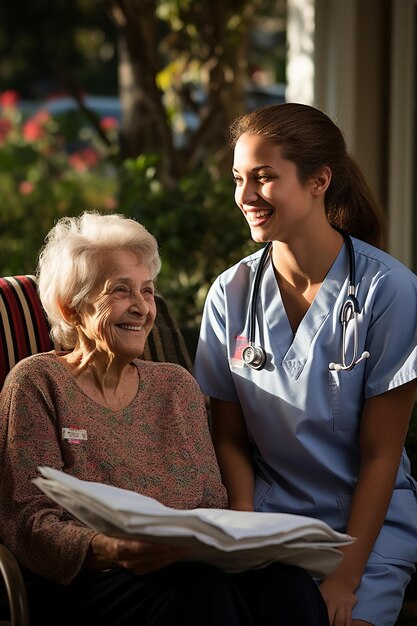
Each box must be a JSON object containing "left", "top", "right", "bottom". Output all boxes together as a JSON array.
[{"left": 328, "top": 351, "right": 370, "bottom": 371}]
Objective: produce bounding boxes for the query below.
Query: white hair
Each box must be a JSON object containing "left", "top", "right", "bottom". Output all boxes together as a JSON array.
[{"left": 37, "top": 211, "right": 161, "bottom": 348}]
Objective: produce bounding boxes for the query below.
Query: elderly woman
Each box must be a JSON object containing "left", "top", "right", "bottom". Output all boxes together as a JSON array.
[{"left": 0, "top": 212, "right": 328, "bottom": 626}]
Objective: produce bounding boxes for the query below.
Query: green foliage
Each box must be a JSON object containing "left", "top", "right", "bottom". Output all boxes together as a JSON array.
[{"left": 0, "top": 95, "right": 119, "bottom": 276}]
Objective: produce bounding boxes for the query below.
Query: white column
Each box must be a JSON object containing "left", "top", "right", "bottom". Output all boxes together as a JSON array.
[
  {"left": 286, "top": 0, "right": 315, "bottom": 104},
  {"left": 286, "top": 0, "right": 357, "bottom": 150},
  {"left": 388, "top": 0, "right": 416, "bottom": 266},
  {"left": 313, "top": 0, "right": 357, "bottom": 152}
]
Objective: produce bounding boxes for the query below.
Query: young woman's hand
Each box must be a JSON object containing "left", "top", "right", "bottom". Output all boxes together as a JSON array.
[
  {"left": 85, "top": 532, "right": 187, "bottom": 575},
  {"left": 319, "top": 576, "right": 357, "bottom": 626}
]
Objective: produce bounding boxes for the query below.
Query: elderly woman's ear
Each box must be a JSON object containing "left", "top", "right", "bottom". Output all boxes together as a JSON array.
[{"left": 58, "top": 302, "right": 80, "bottom": 327}]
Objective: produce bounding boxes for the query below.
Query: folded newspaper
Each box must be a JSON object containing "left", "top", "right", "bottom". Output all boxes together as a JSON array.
[{"left": 33, "top": 466, "right": 354, "bottom": 578}]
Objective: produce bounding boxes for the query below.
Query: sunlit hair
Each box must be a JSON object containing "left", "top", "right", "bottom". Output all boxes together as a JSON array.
[
  {"left": 37, "top": 211, "right": 161, "bottom": 348},
  {"left": 230, "top": 102, "right": 386, "bottom": 248}
]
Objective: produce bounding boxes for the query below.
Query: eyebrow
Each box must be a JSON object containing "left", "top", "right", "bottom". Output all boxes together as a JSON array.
[
  {"left": 232, "top": 165, "right": 274, "bottom": 173},
  {"left": 107, "top": 277, "right": 154, "bottom": 287}
]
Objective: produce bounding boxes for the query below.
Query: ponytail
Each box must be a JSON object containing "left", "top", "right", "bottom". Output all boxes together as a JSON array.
[{"left": 326, "top": 155, "right": 387, "bottom": 249}]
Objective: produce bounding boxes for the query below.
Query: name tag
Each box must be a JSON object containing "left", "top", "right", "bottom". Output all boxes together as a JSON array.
[
  {"left": 62, "top": 428, "right": 87, "bottom": 443},
  {"left": 230, "top": 335, "right": 249, "bottom": 368}
]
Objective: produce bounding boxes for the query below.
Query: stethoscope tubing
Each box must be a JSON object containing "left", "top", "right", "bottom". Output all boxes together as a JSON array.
[
  {"left": 248, "top": 242, "right": 272, "bottom": 345},
  {"left": 245, "top": 228, "right": 369, "bottom": 371}
]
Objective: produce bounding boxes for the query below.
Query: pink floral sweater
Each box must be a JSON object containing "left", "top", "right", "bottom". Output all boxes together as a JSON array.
[{"left": 0, "top": 352, "right": 227, "bottom": 584}]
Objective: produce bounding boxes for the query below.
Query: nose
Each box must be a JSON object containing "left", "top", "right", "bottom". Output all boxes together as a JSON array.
[
  {"left": 130, "top": 290, "right": 149, "bottom": 316},
  {"left": 235, "top": 178, "right": 259, "bottom": 206}
]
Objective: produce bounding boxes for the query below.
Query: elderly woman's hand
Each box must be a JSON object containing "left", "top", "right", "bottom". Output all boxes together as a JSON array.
[{"left": 85, "top": 532, "right": 187, "bottom": 575}]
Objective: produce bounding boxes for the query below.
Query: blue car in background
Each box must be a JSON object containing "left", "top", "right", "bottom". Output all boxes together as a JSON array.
[{"left": 18, "top": 83, "right": 286, "bottom": 152}]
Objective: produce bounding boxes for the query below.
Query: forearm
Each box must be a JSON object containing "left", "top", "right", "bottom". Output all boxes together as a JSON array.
[
  {"left": 2, "top": 499, "right": 96, "bottom": 583},
  {"left": 211, "top": 397, "right": 255, "bottom": 511},
  {"left": 327, "top": 456, "right": 399, "bottom": 590},
  {"left": 215, "top": 440, "right": 255, "bottom": 510}
]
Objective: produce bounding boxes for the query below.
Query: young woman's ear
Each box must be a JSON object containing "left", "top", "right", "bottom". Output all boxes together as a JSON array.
[{"left": 311, "top": 166, "right": 332, "bottom": 195}]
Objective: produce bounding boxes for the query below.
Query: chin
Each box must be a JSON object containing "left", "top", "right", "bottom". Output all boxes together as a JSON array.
[{"left": 250, "top": 231, "right": 269, "bottom": 244}]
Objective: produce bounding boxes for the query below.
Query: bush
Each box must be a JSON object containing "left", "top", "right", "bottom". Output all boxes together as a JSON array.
[{"left": 0, "top": 90, "right": 120, "bottom": 276}]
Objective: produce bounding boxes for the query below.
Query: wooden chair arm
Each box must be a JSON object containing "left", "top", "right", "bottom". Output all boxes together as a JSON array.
[{"left": 0, "top": 544, "right": 30, "bottom": 626}]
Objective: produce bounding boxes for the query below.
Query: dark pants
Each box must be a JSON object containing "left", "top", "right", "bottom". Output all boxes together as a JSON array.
[{"left": 26, "top": 561, "right": 329, "bottom": 626}]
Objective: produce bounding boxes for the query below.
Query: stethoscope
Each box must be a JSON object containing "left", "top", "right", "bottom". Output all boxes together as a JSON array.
[{"left": 242, "top": 228, "right": 370, "bottom": 371}]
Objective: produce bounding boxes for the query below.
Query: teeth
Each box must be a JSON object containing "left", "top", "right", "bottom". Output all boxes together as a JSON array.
[
  {"left": 119, "top": 325, "right": 143, "bottom": 331},
  {"left": 247, "top": 210, "right": 271, "bottom": 220}
]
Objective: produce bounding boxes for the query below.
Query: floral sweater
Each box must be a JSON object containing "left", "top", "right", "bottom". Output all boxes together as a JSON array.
[{"left": 0, "top": 352, "right": 227, "bottom": 584}]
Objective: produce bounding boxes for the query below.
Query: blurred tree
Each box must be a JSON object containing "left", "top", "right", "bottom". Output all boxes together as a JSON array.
[
  {"left": 1, "top": 0, "right": 286, "bottom": 182},
  {"left": 103, "top": 0, "right": 268, "bottom": 184}
]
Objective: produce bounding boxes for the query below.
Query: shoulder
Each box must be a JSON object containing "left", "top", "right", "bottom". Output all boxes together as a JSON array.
[
  {"left": 353, "top": 238, "right": 417, "bottom": 291},
  {"left": 201, "top": 248, "right": 267, "bottom": 323},
  {"left": 3, "top": 352, "right": 58, "bottom": 385},
  {"left": 206, "top": 247, "right": 266, "bottom": 305},
  {"left": 1, "top": 352, "right": 67, "bottom": 407}
]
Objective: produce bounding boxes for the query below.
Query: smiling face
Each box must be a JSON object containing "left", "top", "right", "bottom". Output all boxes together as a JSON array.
[
  {"left": 79, "top": 249, "right": 156, "bottom": 365},
  {"left": 233, "top": 133, "right": 319, "bottom": 244}
]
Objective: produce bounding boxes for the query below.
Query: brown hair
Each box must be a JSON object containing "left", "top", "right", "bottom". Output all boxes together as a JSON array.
[{"left": 230, "top": 103, "right": 386, "bottom": 248}]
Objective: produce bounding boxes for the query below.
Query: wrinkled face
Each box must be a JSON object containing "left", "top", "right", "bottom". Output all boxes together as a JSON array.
[
  {"left": 233, "top": 133, "right": 316, "bottom": 243},
  {"left": 79, "top": 249, "right": 156, "bottom": 363}
]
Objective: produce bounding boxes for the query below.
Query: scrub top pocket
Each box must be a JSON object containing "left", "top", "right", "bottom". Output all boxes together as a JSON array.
[
  {"left": 254, "top": 474, "right": 273, "bottom": 511},
  {"left": 329, "top": 365, "right": 365, "bottom": 431}
]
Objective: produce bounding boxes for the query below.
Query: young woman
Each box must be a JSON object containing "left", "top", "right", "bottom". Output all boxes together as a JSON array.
[{"left": 194, "top": 103, "right": 417, "bottom": 626}]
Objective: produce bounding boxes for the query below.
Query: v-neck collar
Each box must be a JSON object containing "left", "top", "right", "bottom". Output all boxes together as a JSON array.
[{"left": 261, "top": 243, "right": 349, "bottom": 379}]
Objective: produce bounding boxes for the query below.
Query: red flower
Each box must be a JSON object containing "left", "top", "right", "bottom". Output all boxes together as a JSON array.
[
  {"left": 0, "top": 90, "right": 19, "bottom": 109},
  {"left": 23, "top": 119, "right": 45, "bottom": 142},
  {"left": 18, "top": 181, "right": 34, "bottom": 195},
  {"left": 22, "top": 109, "right": 50, "bottom": 142},
  {"left": 69, "top": 147, "right": 99, "bottom": 171},
  {"left": 100, "top": 116, "right": 118, "bottom": 131}
]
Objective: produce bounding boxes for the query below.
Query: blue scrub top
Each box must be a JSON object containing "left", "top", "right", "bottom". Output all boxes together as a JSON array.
[{"left": 194, "top": 237, "right": 417, "bottom": 565}]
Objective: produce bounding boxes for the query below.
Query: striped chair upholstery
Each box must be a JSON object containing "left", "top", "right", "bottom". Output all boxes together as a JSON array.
[
  {"left": 0, "top": 274, "right": 192, "bottom": 388},
  {"left": 0, "top": 276, "right": 53, "bottom": 388}
]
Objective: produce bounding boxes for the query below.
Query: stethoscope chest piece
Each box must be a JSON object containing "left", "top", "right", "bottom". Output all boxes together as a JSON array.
[{"left": 242, "top": 344, "right": 267, "bottom": 370}]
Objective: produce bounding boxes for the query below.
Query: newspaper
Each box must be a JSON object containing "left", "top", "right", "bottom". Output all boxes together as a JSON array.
[{"left": 33, "top": 466, "right": 354, "bottom": 578}]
